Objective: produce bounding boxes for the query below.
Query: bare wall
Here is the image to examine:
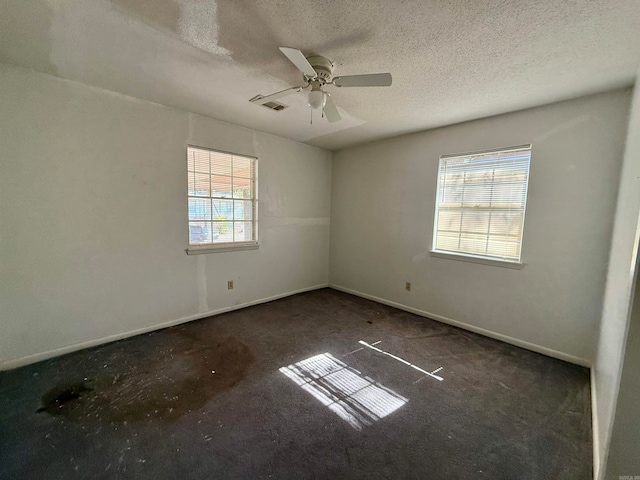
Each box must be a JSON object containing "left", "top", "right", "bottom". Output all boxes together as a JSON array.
[
  {"left": 330, "top": 89, "right": 631, "bottom": 364},
  {"left": 605, "top": 268, "right": 640, "bottom": 479},
  {"left": 594, "top": 71, "right": 640, "bottom": 480},
  {"left": 0, "top": 64, "right": 331, "bottom": 368}
]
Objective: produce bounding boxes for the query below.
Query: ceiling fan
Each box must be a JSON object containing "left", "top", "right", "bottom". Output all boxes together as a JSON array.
[{"left": 250, "top": 47, "right": 392, "bottom": 123}]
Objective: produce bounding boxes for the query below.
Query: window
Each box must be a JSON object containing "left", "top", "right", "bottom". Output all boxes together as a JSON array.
[
  {"left": 187, "top": 146, "right": 257, "bottom": 250},
  {"left": 432, "top": 144, "right": 531, "bottom": 264}
]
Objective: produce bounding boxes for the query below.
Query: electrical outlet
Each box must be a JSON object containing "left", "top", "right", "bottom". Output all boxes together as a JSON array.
[
  {"left": 405, "top": 282, "right": 411, "bottom": 291},
  {"left": 227, "top": 280, "right": 234, "bottom": 290}
]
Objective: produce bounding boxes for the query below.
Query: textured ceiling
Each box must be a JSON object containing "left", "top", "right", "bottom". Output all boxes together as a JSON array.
[{"left": 1, "top": 0, "right": 639, "bottom": 151}]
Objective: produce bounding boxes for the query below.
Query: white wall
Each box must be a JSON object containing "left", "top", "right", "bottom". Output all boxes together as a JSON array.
[
  {"left": 605, "top": 272, "right": 640, "bottom": 479},
  {"left": 330, "top": 90, "right": 631, "bottom": 365},
  {"left": 0, "top": 64, "right": 331, "bottom": 369},
  {"left": 594, "top": 72, "right": 640, "bottom": 480}
]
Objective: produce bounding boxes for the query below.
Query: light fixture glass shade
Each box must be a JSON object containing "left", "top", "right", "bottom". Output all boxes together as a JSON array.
[{"left": 308, "top": 90, "right": 326, "bottom": 110}]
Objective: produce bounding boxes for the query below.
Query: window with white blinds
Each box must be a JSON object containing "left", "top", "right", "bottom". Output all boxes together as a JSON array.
[
  {"left": 432, "top": 145, "right": 531, "bottom": 263},
  {"left": 187, "top": 146, "right": 257, "bottom": 247}
]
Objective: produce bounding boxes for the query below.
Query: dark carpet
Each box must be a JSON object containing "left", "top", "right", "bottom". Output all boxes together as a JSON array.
[{"left": 0, "top": 288, "right": 592, "bottom": 479}]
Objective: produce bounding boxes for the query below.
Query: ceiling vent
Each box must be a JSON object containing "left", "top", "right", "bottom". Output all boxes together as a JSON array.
[{"left": 250, "top": 95, "right": 288, "bottom": 111}]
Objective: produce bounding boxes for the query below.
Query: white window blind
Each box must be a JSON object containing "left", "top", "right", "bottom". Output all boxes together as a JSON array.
[
  {"left": 187, "top": 146, "right": 257, "bottom": 246},
  {"left": 432, "top": 145, "right": 531, "bottom": 263}
]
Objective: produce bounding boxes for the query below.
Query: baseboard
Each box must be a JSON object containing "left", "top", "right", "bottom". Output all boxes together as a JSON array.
[
  {"left": 591, "top": 369, "right": 600, "bottom": 480},
  {"left": 329, "top": 283, "right": 592, "bottom": 368},
  {"left": 0, "top": 283, "right": 328, "bottom": 371}
]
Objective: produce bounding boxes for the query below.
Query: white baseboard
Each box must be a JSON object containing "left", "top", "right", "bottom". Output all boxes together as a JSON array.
[
  {"left": 2, "top": 281, "right": 590, "bottom": 369},
  {"left": 591, "top": 369, "right": 600, "bottom": 480},
  {"left": 0, "top": 283, "right": 328, "bottom": 371},
  {"left": 329, "top": 283, "right": 592, "bottom": 368}
]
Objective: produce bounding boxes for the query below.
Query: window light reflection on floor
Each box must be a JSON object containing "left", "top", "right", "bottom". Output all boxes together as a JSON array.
[{"left": 280, "top": 353, "right": 408, "bottom": 431}]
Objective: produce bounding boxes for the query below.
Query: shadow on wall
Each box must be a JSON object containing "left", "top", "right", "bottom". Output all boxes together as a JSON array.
[{"left": 0, "top": 0, "right": 57, "bottom": 76}]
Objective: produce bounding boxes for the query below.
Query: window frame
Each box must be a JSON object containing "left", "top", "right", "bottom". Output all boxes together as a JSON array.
[
  {"left": 185, "top": 145, "right": 259, "bottom": 255},
  {"left": 430, "top": 144, "right": 532, "bottom": 268}
]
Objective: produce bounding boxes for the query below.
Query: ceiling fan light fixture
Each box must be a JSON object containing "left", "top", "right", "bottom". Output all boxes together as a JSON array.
[
  {"left": 308, "top": 90, "right": 326, "bottom": 110},
  {"left": 254, "top": 47, "right": 392, "bottom": 124}
]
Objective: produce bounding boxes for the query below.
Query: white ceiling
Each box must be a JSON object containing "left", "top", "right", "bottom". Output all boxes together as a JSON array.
[{"left": 1, "top": 0, "right": 639, "bottom": 151}]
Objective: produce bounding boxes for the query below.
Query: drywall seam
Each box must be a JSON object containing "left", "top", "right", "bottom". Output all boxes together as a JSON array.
[
  {"left": 329, "top": 284, "right": 591, "bottom": 367},
  {"left": 0, "top": 283, "right": 329, "bottom": 372},
  {"left": 196, "top": 254, "right": 209, "bottom": 312},
  {"left": 261, "top": 217, "right": 330, "bottom": 227},
  {"left": 592, "top": 368, "right": 600, "bottom": 480}
]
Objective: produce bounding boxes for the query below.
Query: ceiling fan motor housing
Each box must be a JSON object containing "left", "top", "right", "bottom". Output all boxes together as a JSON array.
[{"left": 305, "top": 55, "right": 334, "bottom": 83}]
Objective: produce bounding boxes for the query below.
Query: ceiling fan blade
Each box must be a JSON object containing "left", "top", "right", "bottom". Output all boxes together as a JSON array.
[
  {"left": 332, "top": 73, "right": 392, "bottom": 87},
  {"left": 250, "top": 86, "right": 302, "bottom": 105},
  {"left": 279, "top": 47, "right": 317, "bottom": 78},
  {"left": 323, "top": 93, "right": 341, "bottom": 123}
]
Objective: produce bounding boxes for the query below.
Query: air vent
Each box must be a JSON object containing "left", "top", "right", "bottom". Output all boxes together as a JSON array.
[
  {"left": 262, "top": 101, "right": 287, "bottom": 111},
  {"left": 249, "top": 95, "right": 288, "bottom": 111}
]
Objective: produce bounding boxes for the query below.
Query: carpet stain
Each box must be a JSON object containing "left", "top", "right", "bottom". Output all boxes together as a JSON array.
[
  {"left": 37, "top": 334, "right": 255, "bottom": 424},
  {"left": 37, "top": 382, "right": 93, "bottom": 415}
]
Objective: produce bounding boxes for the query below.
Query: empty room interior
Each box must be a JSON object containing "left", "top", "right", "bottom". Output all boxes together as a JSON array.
[{"left": 1, "top": 1, "right": 640, "bottom": 479}]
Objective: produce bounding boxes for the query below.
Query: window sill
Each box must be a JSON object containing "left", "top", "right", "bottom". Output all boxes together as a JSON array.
[
  {"left": 186, "top": 242, "right": 260, "bottom": 255},
  {"left": 430, "top": 250, "right": 524, "bottom": 269}
]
